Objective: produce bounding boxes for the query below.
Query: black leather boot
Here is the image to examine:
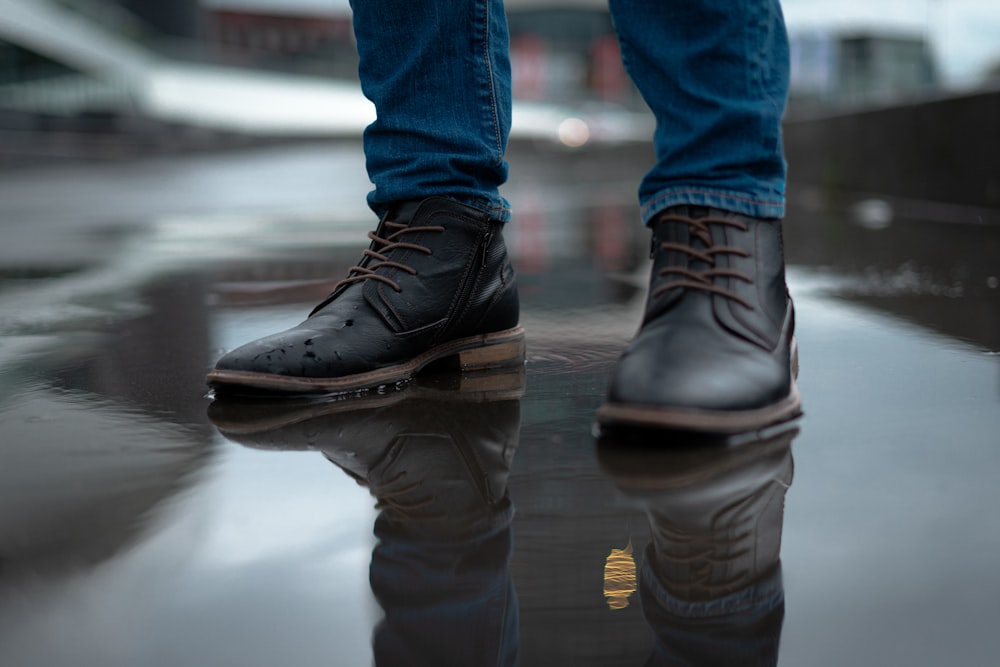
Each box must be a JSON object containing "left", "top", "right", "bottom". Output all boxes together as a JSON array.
[
  {"left": 598, "top": 207, "right": 801, "bottom": 432},
  {"left": 207, "top": 197, "right": 523, "bottom": 395}
]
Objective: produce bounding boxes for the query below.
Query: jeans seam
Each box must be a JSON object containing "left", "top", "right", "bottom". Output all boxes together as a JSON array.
[
  {"left": 480, "top": 0, "right": 503, "bottom": 166},
  {"left": 644, "top": 188, "right": 783, "bottom": 208},
  {"left": 748, "top": 1, "right": 787, "bottom": 163}
]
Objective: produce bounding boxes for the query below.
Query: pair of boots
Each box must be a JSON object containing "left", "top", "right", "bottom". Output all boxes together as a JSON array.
[{"left": 207, "top": 197, "right": 801, "bottom": 431}]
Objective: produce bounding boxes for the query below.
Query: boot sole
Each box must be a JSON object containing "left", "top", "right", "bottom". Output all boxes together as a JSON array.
[
  {"left": 208, "top": 365, "right": 526, "bottom": 438},
  {"left": 596, "top": 339, "right": 802, "bottom": 434},
  {"left": 207, "top": 326, "right": 525, "bottom": 396}
]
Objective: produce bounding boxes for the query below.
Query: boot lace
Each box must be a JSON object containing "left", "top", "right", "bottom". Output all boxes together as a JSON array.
[
  {"left": 652, "top": 214, "right": 754, "bottom": 310},
  {"left": 333, "top": 219, "right": 446, "bottom": 294}
]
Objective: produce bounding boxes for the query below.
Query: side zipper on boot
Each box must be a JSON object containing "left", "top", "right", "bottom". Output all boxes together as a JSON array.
[{"left": 436, "top": 226, "right": 493, "bottom": 343}]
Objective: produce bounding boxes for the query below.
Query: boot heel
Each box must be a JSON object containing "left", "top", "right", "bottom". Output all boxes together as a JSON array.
[{"left": 458, "top": 338, "right": 526, "bottom": 370}]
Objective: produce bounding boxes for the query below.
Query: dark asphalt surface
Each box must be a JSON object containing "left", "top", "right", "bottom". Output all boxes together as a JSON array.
[{"left": 1, "top": 142, "right": 998, "bottom": 666}]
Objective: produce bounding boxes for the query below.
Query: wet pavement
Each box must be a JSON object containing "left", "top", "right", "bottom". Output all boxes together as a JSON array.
[{"left": 1, "top": 142, "right": 999, "bottom": 666}]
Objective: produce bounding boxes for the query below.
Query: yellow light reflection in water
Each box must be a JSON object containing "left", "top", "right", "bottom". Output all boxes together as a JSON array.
[{"left": 603, "top": 540, "right": 637, "bottom": 610}]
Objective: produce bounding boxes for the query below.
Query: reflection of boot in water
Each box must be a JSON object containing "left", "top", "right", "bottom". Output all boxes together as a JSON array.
[
  {"left": 208, "top": 368, "right": 524, "bottom": 667},
  {"left": 598, "top": 426, "right": 797, "bottom": 667}
]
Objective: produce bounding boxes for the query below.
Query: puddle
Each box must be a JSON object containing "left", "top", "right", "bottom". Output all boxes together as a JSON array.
[{"left": 1, "top": 147, "right": 998, "bottom": 666}]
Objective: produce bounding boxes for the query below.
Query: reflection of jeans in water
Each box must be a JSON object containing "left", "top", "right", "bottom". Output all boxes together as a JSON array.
[
  {"left": 349, "top": 0, "right": 790, "bottom": 223},
  {"left": 640, "top": 546, "right": 785, "bottom": 667},
  {"left": 370, "top": 505, "right": 519, "bottom": 667}
]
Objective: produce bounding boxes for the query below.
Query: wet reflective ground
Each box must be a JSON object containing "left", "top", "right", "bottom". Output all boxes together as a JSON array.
[{"left": 1, "top": 143, "right": 999, "bottom": 666}]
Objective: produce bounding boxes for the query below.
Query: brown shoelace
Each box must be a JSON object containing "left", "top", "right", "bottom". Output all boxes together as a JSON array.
[
  {"left": 652, "top": 214, "right": 754, "bottom": 310},
  {"left": 333, "top": 219, "right": 446, "bottom": 293}
]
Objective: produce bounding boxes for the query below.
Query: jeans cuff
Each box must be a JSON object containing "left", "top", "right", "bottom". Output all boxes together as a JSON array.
[
  {"left": 459, "top": 194, "right": 512, "bottom": 223},
  {"left": 641, "top": 187, "right": 785, "bottom": 223},
  {"left": 369, "top": 193, "right": 512, "bottom": 223},
  {"left": 639, "top": 553, "right": 785, "bottom": 621}
]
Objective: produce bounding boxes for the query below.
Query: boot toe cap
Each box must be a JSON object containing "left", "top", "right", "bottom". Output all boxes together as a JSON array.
[{"left": 213, "top": 327, "right": 354, "bottom": 379}]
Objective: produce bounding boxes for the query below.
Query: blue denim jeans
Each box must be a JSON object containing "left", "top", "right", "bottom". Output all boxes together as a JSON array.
[
  {"left": 350, "top": 0, "right": 789, "bottom": 224},
  {"left": 350, "top": 0, "right": 513, "bottom": 221}
]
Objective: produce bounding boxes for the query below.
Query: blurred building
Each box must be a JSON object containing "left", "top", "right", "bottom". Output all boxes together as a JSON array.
[
  {"left": 123, "top": 0, "right": 201, "bottom": 38},
  {"left": 790, "top": 29, "right": 939, "bottom": 112},
  {"left": 200, "top": 0, "right": 356, "bottom": 78}
]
